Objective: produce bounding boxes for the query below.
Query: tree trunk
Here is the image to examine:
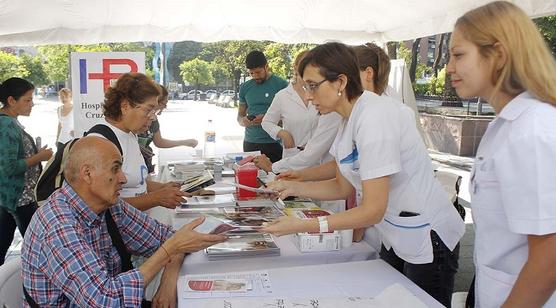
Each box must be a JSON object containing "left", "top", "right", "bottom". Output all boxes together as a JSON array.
[
  {"left": 387, "top": 42, "right": 397, "bottom": 59},
  {"left": 233, "top": 69, "right": 241, "bottom": 101},
  {"left": 194, "top": 77, "right": 199, "bottom": 101},
  {"left": 409, "top": 38, "right": 421, "bottom": 83},
  {"left": 441, "top": 33, "right": 463, "bottom": 107},
  {"left": 432, "top": 33, "right": 446, "bottom": 77}
]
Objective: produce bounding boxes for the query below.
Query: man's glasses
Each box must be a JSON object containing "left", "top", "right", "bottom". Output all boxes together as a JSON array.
[{"left": 302, "top": 79, "right": 327, "bottom": 93}]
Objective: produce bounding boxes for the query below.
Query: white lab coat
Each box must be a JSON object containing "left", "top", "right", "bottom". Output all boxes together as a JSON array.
[
  {"left": 331, "top": 91, "right": 464, "bottom": 264},
  {"left": 470, "top": 92, "right": 556, "bottom": 307},
  {"left": 262, "top": 84, "right": 319, "bottom": 158}
]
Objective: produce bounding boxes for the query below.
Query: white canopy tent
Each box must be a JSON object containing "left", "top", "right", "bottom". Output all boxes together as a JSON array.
[{"left": 1, "top": 0, "right": 555, "bottom": 46}]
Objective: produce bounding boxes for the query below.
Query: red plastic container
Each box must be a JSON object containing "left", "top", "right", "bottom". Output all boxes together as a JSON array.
[{"left": 235, "top": 163, "right": 258, "bottom": 199}]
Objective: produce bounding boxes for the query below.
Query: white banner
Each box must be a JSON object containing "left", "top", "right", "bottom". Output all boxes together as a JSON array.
[{"left": 70, "top": 52, "right": 145, "bottom": 137}]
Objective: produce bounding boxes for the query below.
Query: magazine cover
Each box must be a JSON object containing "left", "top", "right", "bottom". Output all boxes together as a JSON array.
[{"left": 206, "top": 233, "right": 280, "bottom": 259}]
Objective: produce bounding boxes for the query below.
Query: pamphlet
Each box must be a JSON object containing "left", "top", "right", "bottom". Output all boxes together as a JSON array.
[
  {"left": 183, "top": 270, "right": 273, "bottom": 298},
  {"left": 205, "top": 232, "right": 280, "bottom": 260}
]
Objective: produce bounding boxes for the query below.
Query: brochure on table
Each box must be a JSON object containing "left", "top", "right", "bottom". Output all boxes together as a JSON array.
[{"left": 183, "top": 270, "right": 273, "bottom": 299}]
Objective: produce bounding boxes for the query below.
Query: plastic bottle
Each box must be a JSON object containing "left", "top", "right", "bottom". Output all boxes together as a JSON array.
[{"left": 203, "top": 119, "right": 216, "bottom": 158}]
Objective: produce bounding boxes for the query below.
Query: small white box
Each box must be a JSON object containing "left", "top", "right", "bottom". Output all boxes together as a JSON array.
[{"left": 294, "top": 231, "right": 341, "bottom": 252}]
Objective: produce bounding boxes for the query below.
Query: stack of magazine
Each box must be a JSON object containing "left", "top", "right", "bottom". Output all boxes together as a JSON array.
[
  {"left": 205, "top": 232, "right": 280, "bottom": 260},
  {"left": 179, "top": 169, "right": 216, "bottom": 193}
]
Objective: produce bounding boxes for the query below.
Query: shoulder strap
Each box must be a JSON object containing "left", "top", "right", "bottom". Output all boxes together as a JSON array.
[
  {"left": 85, "top": 124, "right": 123, "bottom": 155},
  {"left": 22, "top": 284, "right": 40, "bottom": 308},
  {"left": 105, "top": 208, "right": 134, "bottom": 272}
]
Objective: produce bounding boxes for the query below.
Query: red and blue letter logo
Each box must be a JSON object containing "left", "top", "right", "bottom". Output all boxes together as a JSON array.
[{"left": 79, "top": 58, "right": 139, "bottom": 94}]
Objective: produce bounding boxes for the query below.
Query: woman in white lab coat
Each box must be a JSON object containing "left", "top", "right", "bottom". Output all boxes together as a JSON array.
[
  {"left": 262, "top": 42, "right": 465, "bottom": 307},
  {"left": 447, "top": 2, "right": 556, "bottom": 306}
]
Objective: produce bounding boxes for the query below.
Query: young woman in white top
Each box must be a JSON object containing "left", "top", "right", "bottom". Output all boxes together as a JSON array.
[
  {"left": 262, "top": 42, "right": 465, "bottom": 307},
  {"left": 447, "top": 2, "right": 556, "bottom": 306},
  {"left": 55, "top": 88, "right": 74, "bottom": 149},
  {"left": 255, "top": 50, "right": 342, "bottom": 173},
  {"left": 90, "top": 73, "right": 188, "bottom": 211}
]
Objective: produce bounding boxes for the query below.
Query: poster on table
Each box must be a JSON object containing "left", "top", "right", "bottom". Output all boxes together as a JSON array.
[{"left": 70, "top": 52, "right": 145, "bottom": 137}]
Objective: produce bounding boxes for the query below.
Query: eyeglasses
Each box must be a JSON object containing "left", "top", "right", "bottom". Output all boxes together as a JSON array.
[
  {"left": 302, "top": 79, "right": 327, "bottom": 93},
  {"left": 134, "top": 104, "right": 157, "bottom": 117}
]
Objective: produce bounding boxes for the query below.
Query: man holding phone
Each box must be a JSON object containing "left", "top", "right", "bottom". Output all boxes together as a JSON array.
[{"left": 237, "top": 50, "right": 288, "bottom": 163}]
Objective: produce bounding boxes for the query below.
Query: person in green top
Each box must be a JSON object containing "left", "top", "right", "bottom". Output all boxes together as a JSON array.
[
  {"left": 0, "top": 77, "right": 53, "bottom": 265},
  {"left": 237, "top": 50, "right": 288, "bottom": 162}
]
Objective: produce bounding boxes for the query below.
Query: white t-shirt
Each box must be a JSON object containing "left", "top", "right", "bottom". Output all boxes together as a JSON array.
[
  {"left": 262, "top": 84, "right": 319, "bottom": 158},
  {"left": 330, "top": 91, "right": 464, "bottom": 264},
  {"left": 57, "top": 106, "right": 74, "bottom": 144},
  {"left": 470, "top": 92, "right": 556, "bottom": 307},
  {"left": 88, "top": 120, "right": 148, "bottom": 198}
]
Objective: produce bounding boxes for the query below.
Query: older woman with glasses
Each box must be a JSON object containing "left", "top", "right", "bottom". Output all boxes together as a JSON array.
[
  {"left": 262, "top": 42, "right": 465, "bottom": 307},
  {"left": 89, "top": 73, "right": 188, "bottom": 211}
]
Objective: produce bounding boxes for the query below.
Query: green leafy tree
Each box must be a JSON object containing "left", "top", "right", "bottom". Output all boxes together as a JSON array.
[
  {"left": 264, "top": 43, "right": 291, "bottom": 79},
  {"left": 535, "top": 16, "right": 556, "bottom": 55},
  {"left": 168, "top": 41, "right": 203, "bottom": 83},
  {"left": 203, "top": 41, "right": 267, "bottom": 99},
  {"left": 38, "top": 45, "right": 72, "bottom": 84},
  {"left": 179, "top": 58, "right": 214, "bottom": 100},
  {"left": 20, "top": 54, "right": 48, "bottom": 86},
  {"left": 0, "top": 50, "right": 28, "bottom": 81},
  {"left": 209, "top": 62, "right": 231, "bottom": 87}
]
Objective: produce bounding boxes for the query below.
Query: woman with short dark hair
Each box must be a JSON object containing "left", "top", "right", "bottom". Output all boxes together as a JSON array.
[
  {"left": 263, "top": 42, "right": 464, "bottom": 307},
  {"left": 0, "top": 77, "right": 53, "bottom": 265}
]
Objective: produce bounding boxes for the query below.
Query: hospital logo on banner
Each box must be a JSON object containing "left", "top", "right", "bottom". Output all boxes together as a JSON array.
[{"left": 70, "top": 52, "right": 145, "bottom": 137}]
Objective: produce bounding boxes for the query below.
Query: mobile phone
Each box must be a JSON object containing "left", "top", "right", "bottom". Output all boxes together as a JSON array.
[
  {"left": 246, "top": 114, "right": 256, "bottom": 121},
  {"left": 399, "top": 211, "right": 420, "bottom": 217}
]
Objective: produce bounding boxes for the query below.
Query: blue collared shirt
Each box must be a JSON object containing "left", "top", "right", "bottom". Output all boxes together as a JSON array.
[{"left": 21, "top": 182, "right": 175, "bottom": 307}]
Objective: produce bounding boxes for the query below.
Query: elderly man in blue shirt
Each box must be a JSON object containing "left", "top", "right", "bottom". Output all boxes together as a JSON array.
[{"left": 21, "top": 136, "right": 226, "bottom": 307}]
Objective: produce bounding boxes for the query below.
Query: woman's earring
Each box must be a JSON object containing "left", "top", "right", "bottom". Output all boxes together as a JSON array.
[{"left": 337, "top": 91, "right": 342, "bottom": 96}]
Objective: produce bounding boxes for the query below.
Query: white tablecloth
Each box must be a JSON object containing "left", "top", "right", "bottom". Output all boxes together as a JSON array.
[
  {"left": 173, "top": 214, "right": 378, "bottom": 275},
  {"left": 178, "top": 259, "right": 443, "bottom": 307}
]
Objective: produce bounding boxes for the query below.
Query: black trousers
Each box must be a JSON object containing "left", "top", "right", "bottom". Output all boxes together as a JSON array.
[
  {"left": 0, "top": 201, "right": 37, "bottom": 265},
  {"left": 243, "top": 141, "right": 282, "bottom": 163},
  {"left": 380, "top": 230, "right": 460, "bottom": 308}
]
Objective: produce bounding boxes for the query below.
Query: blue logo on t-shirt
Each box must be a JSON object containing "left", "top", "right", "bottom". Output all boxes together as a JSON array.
[
  {"left": 340, "top": 147, "right": 358, "bottom": 164},
  {"left": 139, "top": 165, "right": 148, "bottom": 185}
]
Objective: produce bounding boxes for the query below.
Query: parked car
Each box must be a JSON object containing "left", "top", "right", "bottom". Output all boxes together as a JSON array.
[
  {"left": 207, "top": 93, "right": 218, "bottom": 104},
  {"left": 220, "top": 90, "right": 235, "bottom": 97},
  {"left": 216, "top": 94, "right": 235, "bottom": 108},
  {"left": 205, "top": 89, "right": 218, "bottom": 97},
  {"left": 179, "top": 90, "right": 205, "bottom": 101}
]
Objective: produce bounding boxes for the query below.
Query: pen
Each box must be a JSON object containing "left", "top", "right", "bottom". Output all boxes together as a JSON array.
[{"left": 257, "top": 177, "right": 267, "bottom": 187}]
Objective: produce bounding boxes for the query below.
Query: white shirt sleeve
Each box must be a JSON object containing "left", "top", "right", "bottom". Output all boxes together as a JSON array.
[
  {"left": 261, "top": 91, "right": 285, "bottom": 140},
  {"left": 496, "top": 133, "right": 556, "bottom": 235},
  {"left": 357, "top": 103, "right": 402, "bottom": 180},
  {"left": 272, "top": 112, "right": 342, "bottom": 173}
]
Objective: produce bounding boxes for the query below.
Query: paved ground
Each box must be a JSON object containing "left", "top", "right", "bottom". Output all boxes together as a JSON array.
[{"left": 6, "top": 97, "right": 477, "bottom": 294}]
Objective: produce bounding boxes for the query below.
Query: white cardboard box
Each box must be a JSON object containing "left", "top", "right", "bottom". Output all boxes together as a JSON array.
[{"left": 294, "top": 231, "right": 341, "bottom": 252}]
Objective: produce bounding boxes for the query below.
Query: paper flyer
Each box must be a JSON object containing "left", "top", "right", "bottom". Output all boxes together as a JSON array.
[{"left": 183, "top": 270, "right": 273, "bottom": 299}]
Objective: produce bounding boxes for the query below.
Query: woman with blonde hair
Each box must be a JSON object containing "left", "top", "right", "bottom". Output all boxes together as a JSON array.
[
  {"left": 447, "top": 1, "right": 556, "bottom": 306},
  {"left": 55, "top": 88, "right": 73, "bottom": 150}
]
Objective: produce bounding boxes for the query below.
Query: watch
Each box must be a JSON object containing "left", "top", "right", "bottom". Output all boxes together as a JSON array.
[{"left": 318, "top": 216, "right": 329, "bottom": 233}]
